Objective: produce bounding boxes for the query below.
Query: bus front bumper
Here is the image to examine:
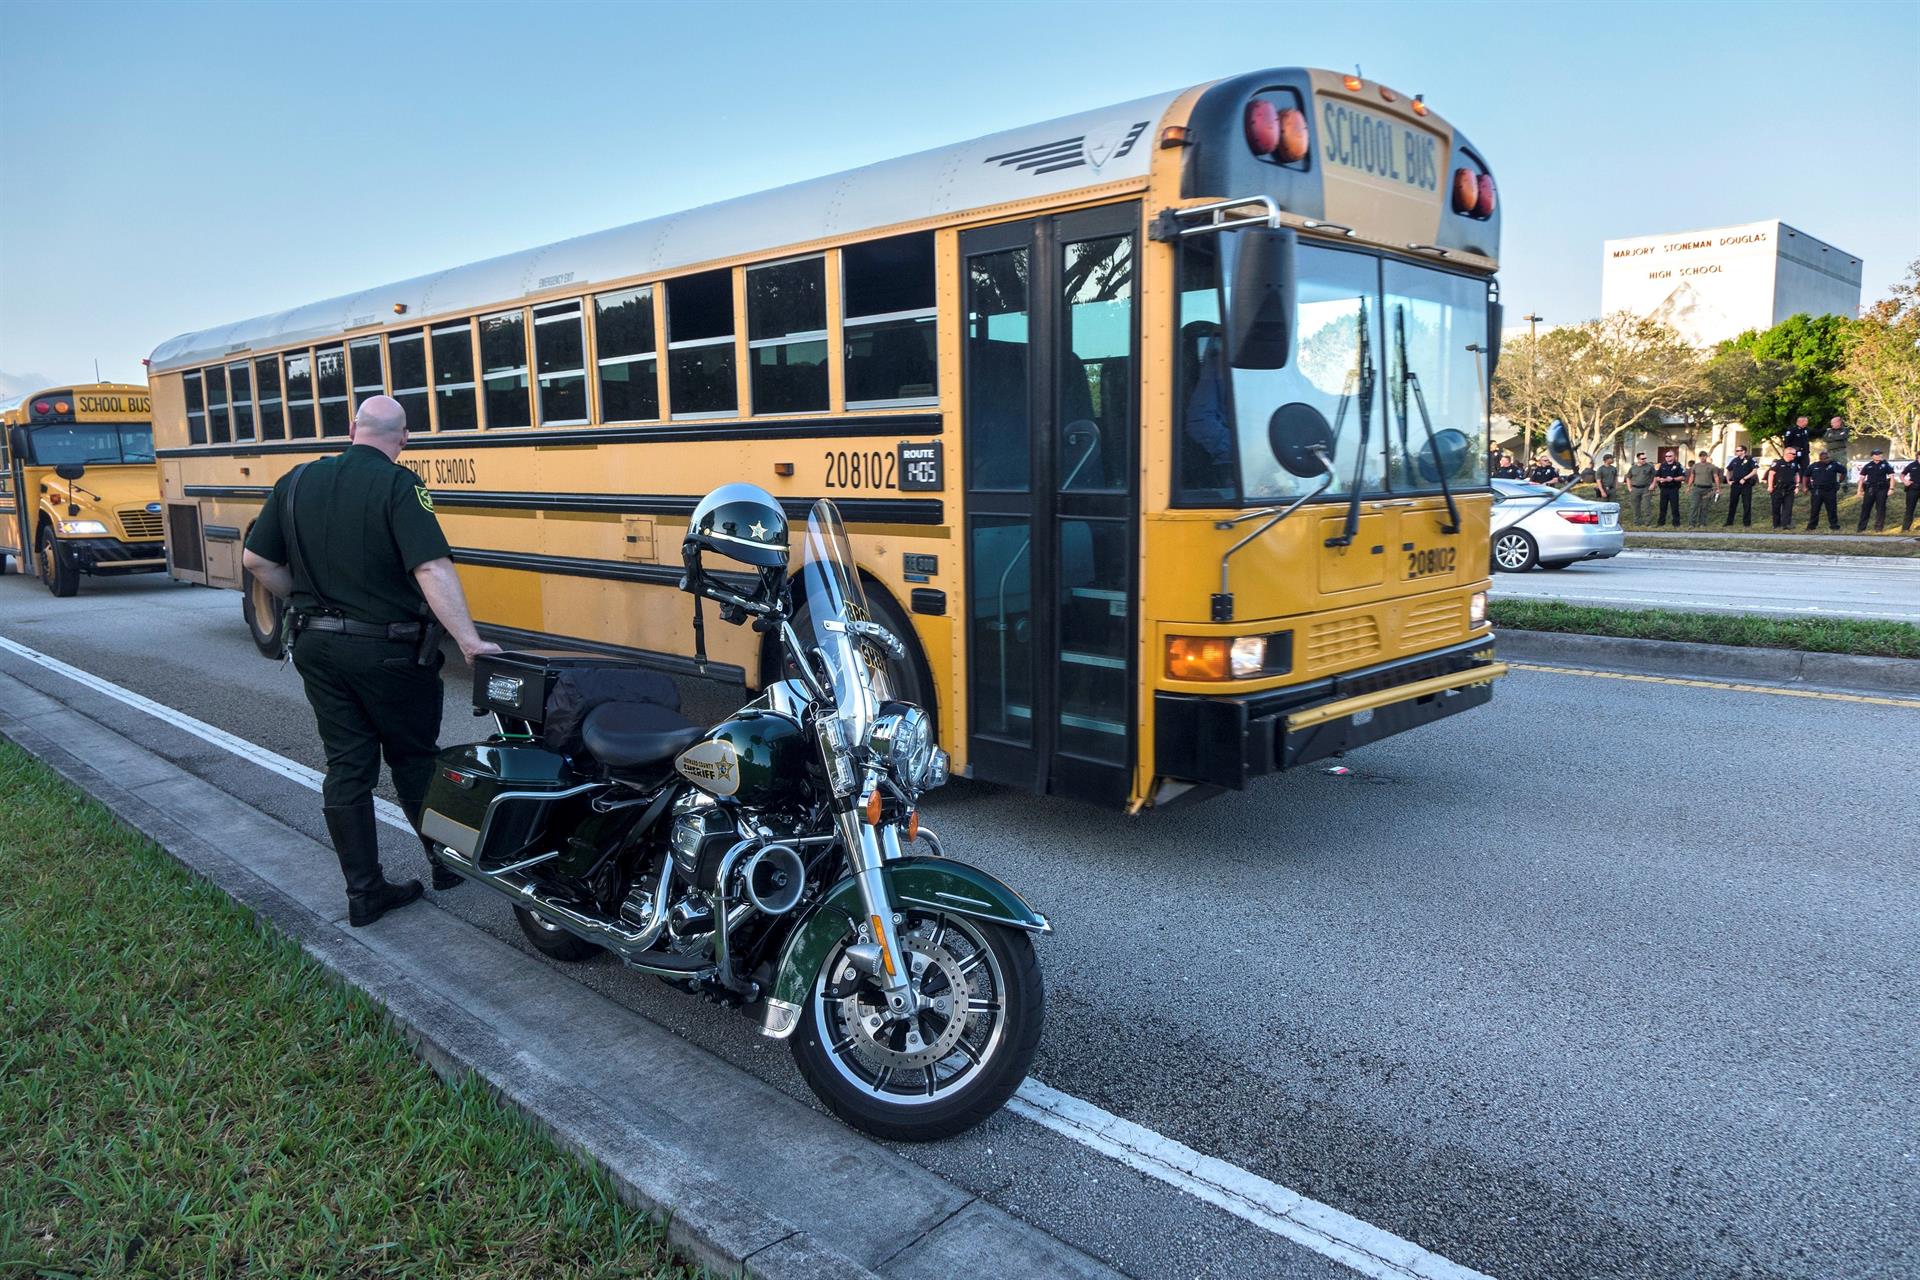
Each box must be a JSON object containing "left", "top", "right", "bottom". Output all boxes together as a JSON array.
[
  {"left": 69, "top": 538, "right": 167, "bottom": 575},
  {"left": 1154, "top": 636, "right": 1503, "bottom": 791}
]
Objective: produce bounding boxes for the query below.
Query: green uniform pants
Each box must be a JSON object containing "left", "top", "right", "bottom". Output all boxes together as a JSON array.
[
  {"left": 1629, "top": 488, "right": 1650, "bottom": 522},
  {"left": 1688, "top": 486, "right": 1715, "bottom": 526},
  {"left": 292, "top": 629, "right": 444, "bottom": 809}
]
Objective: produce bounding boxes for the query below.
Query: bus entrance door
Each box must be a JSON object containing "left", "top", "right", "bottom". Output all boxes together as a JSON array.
[{"left": 961, "top": 204, "right": 1139, "bottom": 804}]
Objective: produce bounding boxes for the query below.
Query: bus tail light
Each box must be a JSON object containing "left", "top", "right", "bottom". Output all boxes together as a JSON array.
[
  {"left": 33, "top": 399, "right": 50, "bottom": 414},
  {"left": 1245, "top": 100, "right": 1281, "bottom": 156},
  {"left": 1556, "top": 510, "right": 1599, "bottom": 525},
  {"left": 1451, "top": 169, "right": 1478, "bottom": 215},
  {"left": 1474, "top": 174, "right": 1497, "bottom": 218},
  {"left": 1273, "top": 108, "right": 1309, "bottom": 163}
]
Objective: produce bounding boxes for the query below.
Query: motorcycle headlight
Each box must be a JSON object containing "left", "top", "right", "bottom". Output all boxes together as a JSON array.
[{"left": 867, "top": 707, "right": 934, "bottom": 792}]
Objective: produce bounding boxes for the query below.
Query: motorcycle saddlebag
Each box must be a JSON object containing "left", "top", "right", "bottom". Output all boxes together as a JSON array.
[
  {"left": 472, "top": 650, "right": 680, "bottom": 756},
  {"left": 420, "top": 740, "right": 583, "bottom": 866}
]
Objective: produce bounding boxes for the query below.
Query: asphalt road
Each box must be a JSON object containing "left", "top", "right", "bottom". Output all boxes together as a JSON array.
[
  {"left": 1491, "top": 549, "right": 1920, "bottom": 622},
  {"left": 4, "top": 570, "right": 1917, "bottom": 1280}
]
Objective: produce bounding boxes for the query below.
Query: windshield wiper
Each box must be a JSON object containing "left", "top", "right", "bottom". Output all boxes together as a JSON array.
[
  {"left": 1326, "top": 298, "right": 1373, "bottom": 548},
  {"left": 1394, "top": 306, "right": 1461, "bottom": 536}
]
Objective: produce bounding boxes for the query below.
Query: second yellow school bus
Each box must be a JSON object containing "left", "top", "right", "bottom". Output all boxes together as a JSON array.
[
  {"left": 149, "top": 67, "right": 1506, "bottom": 808},
  {"left": 3, "top": 383, "right": 165, "bottom": 596}
]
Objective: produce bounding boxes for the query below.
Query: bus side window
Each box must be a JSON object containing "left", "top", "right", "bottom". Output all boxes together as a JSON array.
[
  {"left": 204, "top": 365, "right": 231, "bottom": 444},
  {"left": 844, "top": 232, "right": 937, "bottom": 408},
  {"left": 185, "top": 371, "right": 207, "bottom": 445},
  {"left": 667, "top": 270, "right": 737, "bottom": 418}
]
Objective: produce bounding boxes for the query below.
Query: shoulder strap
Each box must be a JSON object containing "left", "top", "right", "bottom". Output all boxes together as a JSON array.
[{"left": 280, "top": 463, "right": 340, "bottom": 614}]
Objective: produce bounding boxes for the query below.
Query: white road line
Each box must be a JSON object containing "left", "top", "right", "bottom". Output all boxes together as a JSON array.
[
  {"left": 0, "top": 633, "right": 413, "bottom": 832},
  {"left": 0, "top": 631, "right": 1489, "bottom": 1280}
]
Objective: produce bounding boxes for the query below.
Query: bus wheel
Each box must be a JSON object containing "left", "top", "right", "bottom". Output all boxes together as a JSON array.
[
  {"left": 242, "top": 565, "right": 288, "bottom": 657},
  {"left": 37, "top": 526, "right": 79, "bottom": 597},
  {"left": 766, "top": 580, "right": 933, "bottom": 728}
]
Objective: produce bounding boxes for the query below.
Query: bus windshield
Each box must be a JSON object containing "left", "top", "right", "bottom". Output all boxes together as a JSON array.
[
  {"left": 1176, "top": 236, "right": 1490, "bottom": 505},
  {"left": 25, "top": 424, "right": 156, "bottom": 465}
]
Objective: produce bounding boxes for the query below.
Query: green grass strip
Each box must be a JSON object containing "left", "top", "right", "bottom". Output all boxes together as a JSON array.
[
  {"left": 1625, "top": 533, "right": 1919, "bottom": 558},
  {"left": 1489, "top": 599, "right": 1920, "bottom": 659},
  {"left": 0, "top": 740, "right": 698, "bottom": 1279}
]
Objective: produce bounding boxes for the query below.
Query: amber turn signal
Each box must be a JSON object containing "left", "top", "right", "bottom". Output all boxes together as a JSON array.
[
  {"left": 906, "top": 809, "right": 920, "bottom": 843},
  {"left": 864, "top": 788, "right": 884, "bottom": 824},
  {"left": 1342, "top": 73, "right": 1363, "bottom": 91},
  {"left": 1167, "top": 636, "right": 1231, "bottom": 681}
]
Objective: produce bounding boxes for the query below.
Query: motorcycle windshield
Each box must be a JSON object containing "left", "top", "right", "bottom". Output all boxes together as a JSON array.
[{"left": 800, "top": 499, "right": 880, "bottom": 742}]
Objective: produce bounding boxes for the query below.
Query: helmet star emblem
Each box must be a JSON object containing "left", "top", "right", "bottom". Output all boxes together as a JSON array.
[{"left": 749, "top": 520, "right": 768, "bottom": 540}]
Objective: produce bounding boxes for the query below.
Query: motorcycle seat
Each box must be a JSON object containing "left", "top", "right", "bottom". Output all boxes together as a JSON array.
[{"left": 580, "top": 701, "right": 705, "bottom": 772}]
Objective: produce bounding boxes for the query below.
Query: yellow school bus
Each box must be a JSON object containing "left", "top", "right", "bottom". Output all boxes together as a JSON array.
[
  {"left": 2, "top": 384, "right": 166, "bottom": 596},
  {"left": 149, "top": 67, "right": 1505, "bottom": 808}
]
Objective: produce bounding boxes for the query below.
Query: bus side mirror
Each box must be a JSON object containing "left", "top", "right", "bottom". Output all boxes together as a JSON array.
[
  {"left": 1546, "top": 421, "right": 1578, "bottom": 472},
  {"left": 1227, "top": 227, "right": 1296, "bottom": 370},
  {"left": 55, "top": 462, "right": 87, "bottom": 481}
]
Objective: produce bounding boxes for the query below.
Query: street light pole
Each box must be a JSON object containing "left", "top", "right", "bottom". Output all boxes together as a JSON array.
[{"left": 1522, "top": 312, "right": 1544, "bottom": 461}]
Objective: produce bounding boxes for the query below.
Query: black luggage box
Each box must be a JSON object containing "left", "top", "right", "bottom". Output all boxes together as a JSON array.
[
  {"left": 473, "top": 650, "right": 657, "bottom": 728},
  {"left": 420, "top": 739, "right": 583, "bottom": 865}
]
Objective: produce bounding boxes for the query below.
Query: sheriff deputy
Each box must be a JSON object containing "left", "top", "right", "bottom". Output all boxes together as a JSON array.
[{"left": 241, "top": 395, "right": 501, "bottom": 927}]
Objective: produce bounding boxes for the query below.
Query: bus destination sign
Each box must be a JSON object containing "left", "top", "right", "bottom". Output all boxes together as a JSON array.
[{"left": 1317, "top": 99, "right": 1439, "bottom": 195}]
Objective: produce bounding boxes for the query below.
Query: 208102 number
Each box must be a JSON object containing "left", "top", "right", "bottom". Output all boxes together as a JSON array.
[
  {"left": 1405, "top": 547, "right": 1456, "bottom": 578},
  {"left": 823, "top": 450, "right": 897, "bottom": 490}
]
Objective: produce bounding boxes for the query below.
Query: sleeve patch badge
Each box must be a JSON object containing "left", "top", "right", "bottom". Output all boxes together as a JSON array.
[{"left": 416, "top": 486, "right": 435, "bottom": 512}]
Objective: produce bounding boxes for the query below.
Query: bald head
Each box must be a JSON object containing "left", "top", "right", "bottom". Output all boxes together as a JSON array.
[{"left": 349, "top": 395, "right": 408, "bottom": 457}]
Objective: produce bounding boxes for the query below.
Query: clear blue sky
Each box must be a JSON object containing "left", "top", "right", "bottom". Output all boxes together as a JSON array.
[{"left": 1, "top": 0, "right": 1914, "bottom": 386}]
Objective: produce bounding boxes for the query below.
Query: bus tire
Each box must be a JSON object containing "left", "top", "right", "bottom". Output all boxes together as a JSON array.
[
  {"left": 242, "top": 563, "right": 288, "bottom": 658},
  {"left": 765, "top": 578, "right": 934, "bottom": 732},
  {"left": 37, "top": 524, "right": 79, "bottom": 597}
]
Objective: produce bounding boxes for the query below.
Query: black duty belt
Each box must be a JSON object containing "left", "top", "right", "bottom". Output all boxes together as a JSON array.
[{"left": 299, "top": 613, "right": 423, "bottom": 640}]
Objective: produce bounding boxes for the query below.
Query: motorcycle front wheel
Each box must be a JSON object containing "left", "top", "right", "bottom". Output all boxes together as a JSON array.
[{"left": 790, "top": 909, "right": 1042, "bottom": 1141}]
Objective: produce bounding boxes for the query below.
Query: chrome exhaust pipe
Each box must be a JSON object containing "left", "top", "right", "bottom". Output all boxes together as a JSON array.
[{"left": 434, "top": 844, "right": 692, "bottom": 968}]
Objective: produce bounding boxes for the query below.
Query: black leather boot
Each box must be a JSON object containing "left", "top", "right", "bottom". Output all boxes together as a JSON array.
[
  {"left": 401, "top": 799, "right": 464, "bottom": 891},
  {"left": 323, "top": 802, "right": 423, "bottom": 927}
]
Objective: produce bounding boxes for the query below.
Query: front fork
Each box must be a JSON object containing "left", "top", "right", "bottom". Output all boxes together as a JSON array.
[{"left": 833, "top": 808, "right": 918, "bottom": 1017}]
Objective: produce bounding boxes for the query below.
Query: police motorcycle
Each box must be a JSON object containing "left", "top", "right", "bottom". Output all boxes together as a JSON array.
[{"left": 419, "top": 484, "right": 1047, "bottom": 1140}]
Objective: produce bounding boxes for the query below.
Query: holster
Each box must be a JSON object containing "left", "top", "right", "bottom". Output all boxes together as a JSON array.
[{"left": 413, "top": 619, "right": 446, "bottom": 667}]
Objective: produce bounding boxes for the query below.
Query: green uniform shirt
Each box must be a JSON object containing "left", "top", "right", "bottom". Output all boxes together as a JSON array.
[
  {"left": 1690, "top": 459, "right": 1720, "bottom": 487},
  {"left": 1597, "top": 464, "right": 1619, "bottom": 491},
  {"left": 1627, "top": 462, "right": 1655, "bottom": 488},
  {"left": 245, "top": 445, "right": 450, "bottom": 624}
]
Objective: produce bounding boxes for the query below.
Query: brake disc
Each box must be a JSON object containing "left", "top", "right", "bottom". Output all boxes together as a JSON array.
[{"left": 840, "top": 938, "right": 973, "bottom": 1069}]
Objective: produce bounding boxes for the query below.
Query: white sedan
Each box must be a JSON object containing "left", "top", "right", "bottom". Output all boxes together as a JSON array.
[{"left": 1489, "top": 479, "right": 1624, "bottom": 572}]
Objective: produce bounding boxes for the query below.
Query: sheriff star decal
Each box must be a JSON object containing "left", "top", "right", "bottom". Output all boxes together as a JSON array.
[
  {"left": 416, "top": 486, "right": 435, "bottom": 512},
  {"left": 749, "top": 520, "right": 768, "bottom": 540}
]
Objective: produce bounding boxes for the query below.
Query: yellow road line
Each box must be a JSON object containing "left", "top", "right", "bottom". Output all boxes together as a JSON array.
[{"left": 1508, "top": 662, "right": 1920, "bottom": 710}]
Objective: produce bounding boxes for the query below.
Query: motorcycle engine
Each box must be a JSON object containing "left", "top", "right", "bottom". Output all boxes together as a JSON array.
[{"left": 668, "top": 802, "right": 738, "bottom": 890}]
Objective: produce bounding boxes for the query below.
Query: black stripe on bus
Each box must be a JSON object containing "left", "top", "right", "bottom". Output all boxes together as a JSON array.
[
  {"left": 155, "top": 413, "right": 942, "bottom": 460},
  {"left": 473, "top": 621, "right": 746, "bottom": 686},
  {"left": 453, "top": 547, "right": 681, "bottom": 587},
  {"left": 181, "top": 485, "right": 943, "bottom": 526}
]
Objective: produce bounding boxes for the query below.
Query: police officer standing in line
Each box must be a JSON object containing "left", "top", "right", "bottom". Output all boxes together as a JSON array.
[
  {"left": 1901, "top": 456, "right": 1920, "bottom": 532},
  {"left": 1722, "top": 443, "right": 1759, "bottom": 526},
  {"left": 1626, "top": 452, "right": 1655, "bottom": 523},
  {"left": 1653, "top": 452, "right": 1687, "bottom": 526},
  {"left": 1494, "top": 451, "right": 1523, "bottom": 480},
  {"left": 1805, "top": 448, "right": 1845, "bottom": 530},
  {"left": 1783, "top": 416, "right": 1813, "bottom": 492},
  {"left": 241, "top": 395, "right": 501, "bottom": 927},
  {"left": 1767, "top": 447, "right": 1799, "bottom": 528},
  {"left": 1824, "top": 415, "right": 1850, "bottom": 471},
  {"left": 1687, "top": 450, "right": 1722, "bottom": 526},
  {"left": 1857, "top": 448, "right": 1895, "bottom": 532},
  {"left": 1594, "top": 453, "right": 1619, "bottom": 502}
]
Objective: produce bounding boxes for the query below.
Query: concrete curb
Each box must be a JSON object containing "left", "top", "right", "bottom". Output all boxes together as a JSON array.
[
  {"left": 1616, "top": 548, "right": 1919, "bottom": 568},
  {"left": 1494, "top": 628, "right": 1920, "bottom": 697},
  {"left": 0, "top": 672, "right": 1124, "bottom": 1280}
]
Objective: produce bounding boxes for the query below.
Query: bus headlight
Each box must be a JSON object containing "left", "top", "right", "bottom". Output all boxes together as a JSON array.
[
  {"left": 56, "top": 519, "right": 109, "bottom": 536},
  {"left": 1167, "top": 634, "right": 1280, "bottom": 680},
  {"left": 1470, "top": 591, "right": 1488, "bottom": 625}
]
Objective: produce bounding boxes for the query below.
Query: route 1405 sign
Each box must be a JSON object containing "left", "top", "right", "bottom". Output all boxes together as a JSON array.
[{"left": 898, "top": 441, "right": 943, "bottom": 491}]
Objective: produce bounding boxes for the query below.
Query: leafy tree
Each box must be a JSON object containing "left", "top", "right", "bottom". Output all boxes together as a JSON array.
[
  {"left": 1838, "top": 259, "right": 1920, "bottom": 458},
  {"left": 1684, "top": 342, "right": 1785, "bottom": 454},
  {"left": 1491, "top": 312, "right": 1702, "bottom": 464},
  {"left": 1715, "top": 312, "right": 1851, "bottom": 444}
]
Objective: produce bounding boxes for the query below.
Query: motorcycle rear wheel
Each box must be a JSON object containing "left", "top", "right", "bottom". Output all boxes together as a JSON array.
[
  {"left": 790, "top": 910, "right": 1042, "bottom": 1141},
  {"left": 514, "top": 905, "right": 604, "bottom": 962}
]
